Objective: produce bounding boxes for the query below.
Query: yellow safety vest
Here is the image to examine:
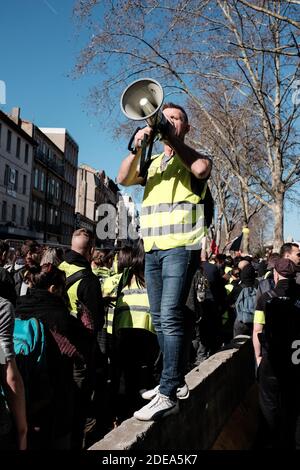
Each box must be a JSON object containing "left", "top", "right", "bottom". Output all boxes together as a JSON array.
[
  {"left": 92, "top": 266, "right": 112, "bottom": 285},
  {"left": 114, "top": 279, "right": 155, "bottom": 334},
  {"left": 225, "top": 283, "right": 234, "bottom": 295},
  {"left": 140, "top": 153, "right": 207, "bottom": 252},
  {"left": 102, "top": 273, "right": 122, "bottom": 334},
  {"left": 59, "top": 261, "right": 86, "bottom": 317}
]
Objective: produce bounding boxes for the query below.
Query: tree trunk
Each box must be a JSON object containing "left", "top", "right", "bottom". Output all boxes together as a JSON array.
[
  {"left": 272, "top": 193, "right": 284, "bottom": 252},
  {"left": 242, "top": 226, "right": 250, "bottom": 254},
  {"left": 215, "top": 214, "right": 223, "bottom": 248}
]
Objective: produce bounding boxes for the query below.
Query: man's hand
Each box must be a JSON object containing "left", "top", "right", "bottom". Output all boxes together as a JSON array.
[{"left": 134, "top": 126, "right": 153, "bottom": 151}]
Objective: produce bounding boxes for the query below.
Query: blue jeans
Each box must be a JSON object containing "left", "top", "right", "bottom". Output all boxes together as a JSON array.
[{"left": 145, "top": 247, "right": 197, "bottom": 399}]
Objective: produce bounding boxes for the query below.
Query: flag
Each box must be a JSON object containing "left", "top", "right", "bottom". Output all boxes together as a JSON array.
[
  {"left": 210, "top": 238, "right": 219, "bottom": 255},
  {"left": 228, "top": 233, "right": 243, "bottom": 251}
]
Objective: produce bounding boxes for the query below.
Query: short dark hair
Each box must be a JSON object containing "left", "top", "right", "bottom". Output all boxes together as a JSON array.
[
  {"left": 162, "top": 102, "right": 189, "bottom": 123},
  {"left": 279, "top": 242, "right": 299, "bottom": 257}
]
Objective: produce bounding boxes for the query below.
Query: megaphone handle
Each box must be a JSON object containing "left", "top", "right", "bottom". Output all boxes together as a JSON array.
[
  {"left": 128, "top": 127, "right": 141, "bottom": 154},
  {"left": 140, "top": 131, "right": 156, "bottom": 179},
  {"left": 139, "top": 134, "right": 148, "bottom": 174}
]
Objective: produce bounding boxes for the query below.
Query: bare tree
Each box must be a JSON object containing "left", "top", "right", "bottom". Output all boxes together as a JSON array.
[{"left": 73, "top": 0, "right": 300, "bottom": 250}]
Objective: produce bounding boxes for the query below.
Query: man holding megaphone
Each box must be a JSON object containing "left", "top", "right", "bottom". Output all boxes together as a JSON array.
[{"left": 117, "top": 86, "right": 212, "bottom": 421}]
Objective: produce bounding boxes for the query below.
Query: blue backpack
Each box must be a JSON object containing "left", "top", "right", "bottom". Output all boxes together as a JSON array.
[
  {"left": 13, "top": 318, "right": 51, "bottom": 417},
  {"left": 14, "top": 318, "right": 45, "bottom": 363},
  {"left": 235, "top": 286, "right": 257, "bottom": 324}
]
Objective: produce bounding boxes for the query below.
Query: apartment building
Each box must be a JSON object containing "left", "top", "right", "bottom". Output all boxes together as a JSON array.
[
  {"left": 21, "top": 121, "right": 64, "bottom": 243},
  {"left": 40, "top": 128, "right": 78, "bottom": 245},
  {"left": 76, "top": 166, "right": 120, "bottom": 246},
  {"left": 0, "top": 108, "right": 35, "bottom": 239}
]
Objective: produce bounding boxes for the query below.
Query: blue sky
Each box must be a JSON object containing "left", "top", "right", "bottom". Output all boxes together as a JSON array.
[{"left": 0, "top": 0, "right": 299, "bottom": 240}]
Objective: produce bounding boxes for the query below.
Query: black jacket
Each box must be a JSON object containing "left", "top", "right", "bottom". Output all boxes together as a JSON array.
[
  {"left": 0, "top": 267, "right": 16, "bottom": 305},
  {"left": 64, "top": 250, "right": 104, "bottom": 333}
]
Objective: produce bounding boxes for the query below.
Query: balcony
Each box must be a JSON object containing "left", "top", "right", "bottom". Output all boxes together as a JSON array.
[
  {"left": 28, "top": 219, "right": 62, "bottom": 235},
  {"left": 35, "top": 149, "right": 65, "bottom": 177}
]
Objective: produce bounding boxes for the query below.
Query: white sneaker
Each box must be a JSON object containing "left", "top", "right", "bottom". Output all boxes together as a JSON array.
[
  {"left": 134, "top": 393, "right": 178, "bottom": 421},
  {"left": 141, "top": 383, "right": 189, "bottom": 401}
]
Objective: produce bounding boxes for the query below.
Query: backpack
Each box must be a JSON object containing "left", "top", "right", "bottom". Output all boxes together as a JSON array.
[
  {"left": 235, "top": 286, "right": 257, "bottom": 324},
  {"left": 13, "top": 318, "right": 51, "bottom": 418}
]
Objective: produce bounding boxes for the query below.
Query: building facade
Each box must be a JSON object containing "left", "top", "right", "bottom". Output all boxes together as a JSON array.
[
  {"left": 40, "top": 128, "right": 78, "bottom": 245},
  {"left": 75, "top": 166, "right": 120, "bottom": 247},
  {"left": 0, "top": 108, "right": 35, "bottom": 240},
  {"left": 21, "top": 121, "right": 64, "bottom": 243}
]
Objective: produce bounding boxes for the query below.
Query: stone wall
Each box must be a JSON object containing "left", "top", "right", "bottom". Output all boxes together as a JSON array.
[{"left": 89, "top": 336, "right": 258, "bottom": 451}]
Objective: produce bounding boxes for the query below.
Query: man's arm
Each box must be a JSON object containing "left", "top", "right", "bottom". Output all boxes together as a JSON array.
[
  {"left": 1, "top": 359, "right": 27, "bottom": 450},
  {"left": 253, "top": 322, "right": 263, "bottom": 366},
  {"left": 165, "top": 132, "right": 212, "bottom": 180},
  {"left": 117, "top": 127, "right": 153, "bottom": 186}
]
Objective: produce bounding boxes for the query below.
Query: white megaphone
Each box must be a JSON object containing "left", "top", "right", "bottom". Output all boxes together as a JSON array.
[{"left": 120, "top": 78, "right": 167, "bottom": 130}]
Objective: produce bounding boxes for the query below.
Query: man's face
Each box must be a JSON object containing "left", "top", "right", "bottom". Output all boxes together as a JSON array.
[
  {"left": 285, "top": 246, "right": 300, "bottom": 265},
  {"left": 163, "top": 107, "right": 189, "bottom": 140}
]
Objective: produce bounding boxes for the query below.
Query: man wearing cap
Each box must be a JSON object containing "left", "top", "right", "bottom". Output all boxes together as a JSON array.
[{"left": 253, "top": 258, "right": 300, "bottom": 448}]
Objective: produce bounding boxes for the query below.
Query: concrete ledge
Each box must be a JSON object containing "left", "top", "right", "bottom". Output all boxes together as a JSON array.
[{"left": 89, "top": 336, "right": 256, "bottom": 451}]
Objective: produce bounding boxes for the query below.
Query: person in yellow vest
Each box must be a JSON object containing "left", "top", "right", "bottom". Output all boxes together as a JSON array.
[
  {"left": 117, "top": 103, "right": 212, "bottom": 421},
  {"left": 112, "top": 242, "right": 159, "bottom": 421},
  {"left": 59, "top": 228, "right": 104, "bottom": 449},
  {"left": 91, "top": 249, "right": 114, "bottom": 285}
]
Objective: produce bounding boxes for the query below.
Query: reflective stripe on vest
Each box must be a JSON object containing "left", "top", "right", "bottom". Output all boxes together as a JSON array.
[
  {"left": 114, "top": 282, "right": 155, "bottom": 334},
  {"left": 59, "top": 261, "right": 86, "bottom": 317},
  {"left": 102, "top": 273, "right": 122, "bottom": 334},
  {"left": 141, "top": 153, "right": 207, "bottom": 251}
]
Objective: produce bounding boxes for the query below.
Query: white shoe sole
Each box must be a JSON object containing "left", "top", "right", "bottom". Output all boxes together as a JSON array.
[{"left": 134, "top": 402, "right": 179, "bottom": 421}]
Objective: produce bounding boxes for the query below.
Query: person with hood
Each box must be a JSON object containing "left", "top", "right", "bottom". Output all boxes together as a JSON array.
[{"left": 228, "top": 263, "right": 257, "bottom": 337}]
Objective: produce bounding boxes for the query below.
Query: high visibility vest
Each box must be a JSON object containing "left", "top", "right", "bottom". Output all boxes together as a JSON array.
[
  {"left": 225, "top": 283, "right": 234, "bottom": 295},
  {"left": 59, "top": 261, "right": 86, "bottom": 317},
  {"left": 102, "top": 273, "right": 122, "bottom": 334},
  {"left": 92, "top": 266, "right": 112, "bottom": 285},
  {"left": 114, "top": 279, "right": 155, "bottom": 334},
  {"left": 140, "top": 153, "right": 207, "bottom": 252}
]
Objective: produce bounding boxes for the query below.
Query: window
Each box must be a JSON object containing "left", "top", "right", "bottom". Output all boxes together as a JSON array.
[
  {"left": 48, "top": 179, "right": 55, "bottom": 196},
  {"left": 12, "top": 204, "right": 16, "bottom": 222},
  {"left": 4, "top": 164, "right": 9, "bottom": 186},
  {"left": 32, "top": 200, "right": 37, "bottom": 220},
  {"left": 16, "top": 137, "right": 21, "bottom": 159},
  {"left": 1, "top": 201, "right": 7, "bottom": 221},
  {"left": 34, "top": 168, "right": 39, "bottom": 189},
  {"left": 56, "top": 181, "right": 60, "bottom": 199},
  {"left": 40, "top": 171, "right": 45, "bottom": 192},
  {"left": 6, "top": 130, "right": 11, "bottom": 152},
  {"left": 38, "top": 203, "right": 43, "bottom": 222},
  {"left": 20, "top": 207, "right": 25, "bottom": 226},
  {"left": 25, "top": 143, "right": 29, "bottom": 164},
  {"left": 14, "top": 170, "right": 18, "bottom": 192},
  {"left": 49, "top": 207, "right": 54, "bottom": 225},
  {"left": 23, "top": 174, "right": 27, "bottom": 195}
]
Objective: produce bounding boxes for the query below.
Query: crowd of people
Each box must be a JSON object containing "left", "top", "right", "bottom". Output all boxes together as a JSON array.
[
  {"left": 1, "top": 236, "right": 299, "bottom": 449},
  {"left": 1, "top": 102, "right": 299, "bottom": 450}
]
